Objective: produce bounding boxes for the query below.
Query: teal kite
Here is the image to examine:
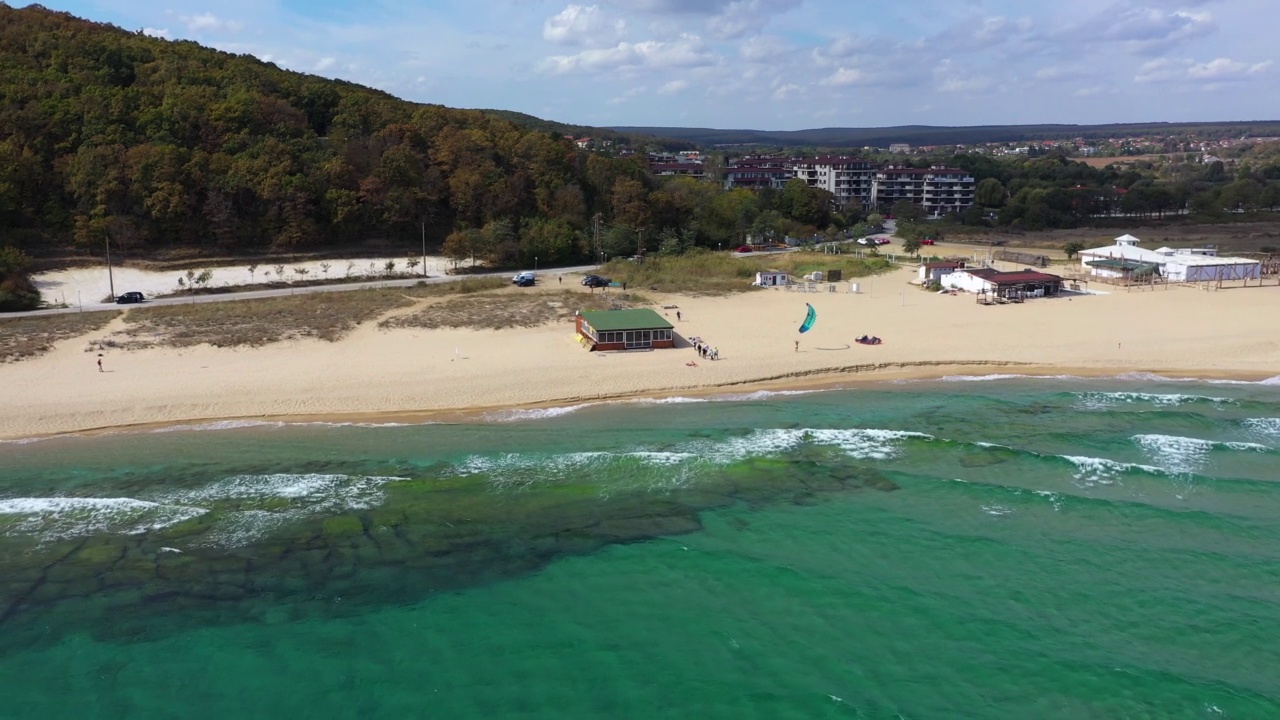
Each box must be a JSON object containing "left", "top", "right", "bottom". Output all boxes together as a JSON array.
[{"left": 798, "top": 303, "right": 816, "bottom": 334}]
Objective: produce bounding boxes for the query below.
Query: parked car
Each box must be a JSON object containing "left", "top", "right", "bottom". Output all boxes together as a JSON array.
[
  {"left": 875, "top": 238, "right": 892, "bottom": 245},
  {"left": 512, "top": 271, "right": 535, "bottom": 284},
  {"left": 920, "top": 239, "right": 936, "bottom": 246},
  {"left": 583, "top": 276, "right": 610, "bottom": 288},
  {"left": 115, "top": 291, "right": 145, "bottom": 304},
  {"left": 581, "top": 274, "right": 603, "bottom": 286},
  {"left": 515, "top": 277, "right": 535, "bottom": 287},
  {"left": 735, "top": 245, "right": 753, "bottom": 253},
  {"left": 856, "top": 238, "right": 876, "bottom": 247}
]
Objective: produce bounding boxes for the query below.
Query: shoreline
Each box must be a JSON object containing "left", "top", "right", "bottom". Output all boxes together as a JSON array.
[
  {"left": 5, "top": 361, "right": 1276, "bottom": 443},
  {"left": 6, "top": 264, "right": 1280, "bottom": 443}
]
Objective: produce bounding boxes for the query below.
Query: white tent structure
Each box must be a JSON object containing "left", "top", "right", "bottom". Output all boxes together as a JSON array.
[
  {"left": 1079, "top": 234, "right": 1261, "bottom": 283},
  {"left": 1078, "top": 235, "right": 1164, "bottom": 279},
  {"left": 1158, "top": 253, "right": 1260, "bottom": 282}
]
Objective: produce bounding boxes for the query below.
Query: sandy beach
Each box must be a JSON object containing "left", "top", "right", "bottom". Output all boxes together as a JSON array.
[{"left": 4, "top": 264, "right": 1279, "bottom": 440}]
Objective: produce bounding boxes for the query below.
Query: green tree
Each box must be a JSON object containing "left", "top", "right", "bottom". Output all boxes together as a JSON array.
[
  {"left": 0, "top": 246, "right": 40, "bottom": 311},
  {"left": 1063, "top": 241, "right": 1086, "bottom": 259},
  {"left": 901, "top": 237, "right": 922, "bottom": 257},
  {"left": 889, "top": 200, "right": 926, "bottom": 222},
  {"left": 975, "top": 177, "right": 1006, "bottom": 208}
]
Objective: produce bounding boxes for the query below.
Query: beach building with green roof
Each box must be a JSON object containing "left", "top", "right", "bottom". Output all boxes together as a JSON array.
[{"left": 576, "top": 309, "right": 675, "bottom": 351}]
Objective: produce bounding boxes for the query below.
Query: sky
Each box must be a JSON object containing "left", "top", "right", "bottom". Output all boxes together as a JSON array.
[{"left": 23, "top": 0, "right": 1280, "bottom": 131}]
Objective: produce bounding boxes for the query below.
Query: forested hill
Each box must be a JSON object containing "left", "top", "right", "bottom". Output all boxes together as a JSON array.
[
  {"left": 609, "top": 122, "right": 1280, "bottom": 148},
  {"left": 0, "top": 4, "right": 651, "bottom": 263}
]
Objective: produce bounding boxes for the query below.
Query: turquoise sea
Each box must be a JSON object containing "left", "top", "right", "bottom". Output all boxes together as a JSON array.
[{"left": 3, "top": 375, "right": 1280, "bottom": 719}]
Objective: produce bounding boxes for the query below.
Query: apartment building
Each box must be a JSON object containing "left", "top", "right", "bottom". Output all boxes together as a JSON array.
[
  {"left": 871, "top": 165, "right": 975, "bottom": 217},
  {"left": 790, "top": 155, "right": 878, "bottom": 209},
  {"left": 724, "top": 157, "right": 975, "bottom": 215},
  {"left": 722, "top": 156, "right": 792, "bottom": 191}
]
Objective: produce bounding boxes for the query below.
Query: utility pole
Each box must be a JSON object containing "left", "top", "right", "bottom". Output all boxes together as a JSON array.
[
  {"left": 421, "top": 221, "right": 427, "bottom": 277},
  {"left": 105, "top": 228, "right": 115, "bottom": 300},
  {"left": 592, "top": 213, "right": 602, "bottom": 264}
]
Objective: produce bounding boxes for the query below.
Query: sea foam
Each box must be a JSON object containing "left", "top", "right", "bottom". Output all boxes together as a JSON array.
[
  {"left": 0, "top": 496, "right": 207, "bottom": 540},
  {"left": 1131, "top": 434, "right": 1269, "bottom": 474},
  {"left": 1074, "top": 391, "right": 1236, "bottom": 410},
  {"left": 1242, "top": 418, "right": 1280, "bottom": 437},
  {"left": 1062, "top": 455, "right": 1166, "bottom": 486}
]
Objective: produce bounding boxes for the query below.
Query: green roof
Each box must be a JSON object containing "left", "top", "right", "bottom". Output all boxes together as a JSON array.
[
  {"left": 580, "top": 309, "right": 673, "bottom": 332},
  {"left": 1086, "top": 258, "right": 1160, "bottom": 273}
]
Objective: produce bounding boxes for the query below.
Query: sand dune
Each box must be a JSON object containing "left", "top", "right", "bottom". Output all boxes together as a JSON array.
[{"left": 4, "top": 266, "right": 1278, "bottom": 440}]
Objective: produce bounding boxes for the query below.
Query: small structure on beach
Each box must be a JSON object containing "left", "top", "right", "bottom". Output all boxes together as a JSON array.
[
  {"left": 943, "top": 268, "right": 1064, "bottom": 298},
  {"left": 918, "top": 260, "right": 965, "bottom": 283},
  {"left": 754, "top": 270, "right": 790, "bottom": 287},
  {"left": 576, "top": 309, "right": 675, "bottom": 351}
]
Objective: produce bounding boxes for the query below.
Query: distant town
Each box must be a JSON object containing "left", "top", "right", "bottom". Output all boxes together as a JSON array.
[{"left": 560, "top": 130, "right": 1277, "bottom": 220}]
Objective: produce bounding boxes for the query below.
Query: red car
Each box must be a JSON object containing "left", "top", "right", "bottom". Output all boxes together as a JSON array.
[
  {"left": 875, "top": 238, "right": 892, "bottom": 245},
  {"left": 735, "top": 245, "right": 753, "bottom": 253},
  {"left": 920, "top": 239, "right": 935, "bottom": 246}
]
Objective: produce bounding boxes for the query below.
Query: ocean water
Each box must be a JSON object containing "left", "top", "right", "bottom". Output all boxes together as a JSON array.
[{"left": 2, "top": 376, "right": 1280, "bottom": 719}]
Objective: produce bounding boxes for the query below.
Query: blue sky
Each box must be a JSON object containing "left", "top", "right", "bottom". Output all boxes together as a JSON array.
[{"left": 26, "top": 0, "right": 1280, "bottom": 130}]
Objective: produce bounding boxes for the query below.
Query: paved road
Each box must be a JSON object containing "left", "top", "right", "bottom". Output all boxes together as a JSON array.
[{"left": 6, "top": 265, "right": 600, "bottom": 319}]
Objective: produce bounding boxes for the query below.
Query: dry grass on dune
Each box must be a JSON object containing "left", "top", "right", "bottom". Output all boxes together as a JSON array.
[
  {"left": 400, "top": 276, "right": 509, "bottom": 297},
  {"left": 118, "top": 289, "right": 415, "bottom": 349},
  {"left": 383, "top": 288, "right": 649, "bottom": 331},
  {"left": 598, "top": 250, "right": 894, "bottom": 295},
  {"left": 0, "top": 311, "right": 120, "bottom": 363}
]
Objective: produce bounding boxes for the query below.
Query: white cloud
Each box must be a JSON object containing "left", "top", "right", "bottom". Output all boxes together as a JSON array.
[
  {"left": 141, "top": 27, "right": 170, "bottom": 39},
  {"left": 706, "top": 0, "right": 800, "bottom": 40},
  {"left": 658, "top": 79, "right": 689, "bottom": 93},
  {"left": 179, "top": 13, "right": 244, "bottom": 34},
  {"left": 314, "top": 57, "right": 337, "bottom": 72},
  {"left": 1187, "top": 57, "right": 1272, "bottom": 80},
  {"left": 1056, "top": 4, "right": 1216, "bottom": 55},
  {"left": 933, "top": 59, "right": 991, "bottom": 93},
  {"left": 539, "top": 33, "right": 716, "bottom": 73},
  {"left": 1136, "top": 56, "right": 1272, "bottom": 83},
  {"left": 821, "top": 67, "right": 868, "bottom": 86},
  {"left": 772, "top": 82, "right": 801, "bottom": 100},
  {"left": 543, "top": 5, "right": 627, "bottom": 47},
  {"left": 738, "top": 34, "right": 787, "bottom": 62}
]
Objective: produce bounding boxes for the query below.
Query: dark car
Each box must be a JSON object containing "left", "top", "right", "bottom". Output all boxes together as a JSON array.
[
  {"left": 583, "top": 276, "right": 610, "bottom": 288},
  {"left": 581, "top": 274, "right": 603, "bottom": 286},
  {"left": 115, "top": 291, "right": 145, "bottom": 304},
  {"left": 515, "top": 277, "right": 535, "bottom": 287}
]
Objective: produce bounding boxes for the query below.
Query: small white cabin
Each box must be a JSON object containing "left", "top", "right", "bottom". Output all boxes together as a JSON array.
[
  {"left": 918, "top": 261, "right": 964, "bottom": 283},
  {"left": 754, "top": 270, "right": 790, "bottom": 287}
]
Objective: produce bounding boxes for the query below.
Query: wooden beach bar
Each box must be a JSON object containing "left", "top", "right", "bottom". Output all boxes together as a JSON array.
[{"left": 576, "top": 309, "right": 675, "bottom": 351}]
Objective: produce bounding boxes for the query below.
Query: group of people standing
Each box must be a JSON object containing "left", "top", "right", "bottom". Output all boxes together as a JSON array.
[{"left": 691, "top": 337, "right": 719, "bottom": 361}]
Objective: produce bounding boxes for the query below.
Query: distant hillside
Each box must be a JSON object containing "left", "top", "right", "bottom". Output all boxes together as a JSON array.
[
  {"left": 607, "top": 122, "right": 1280, "bottom": 149},
  {"left": 476, "top": 109, "right": 695, "bottom": 151}
]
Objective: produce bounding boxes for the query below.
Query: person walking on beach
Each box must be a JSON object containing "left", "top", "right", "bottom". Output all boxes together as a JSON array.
[
  {"left": 97, "top": 354, "right": 103, "bottom": 372},
  {"left": 676, "top": 310, "right": 682, "bottom": 322},
  {"left": 794, "top": 340, "right": 799, "bottom": 353}
]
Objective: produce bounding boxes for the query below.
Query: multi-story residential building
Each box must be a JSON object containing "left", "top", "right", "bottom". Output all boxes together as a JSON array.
[
  {"left": 650, "top": 161, "right": 705, "bottom": 179},
  {"left": 724, "top": 157, "right": 976, "bottom": 216},
  {"left": 723, "top": 156, "right": 792, "bottom": 191},
  {"left": 790, "top": 155, "right": 878, "bottom": 209},
  {"left": 871, "top": 165, "right": 975, "bottom": 217}
]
